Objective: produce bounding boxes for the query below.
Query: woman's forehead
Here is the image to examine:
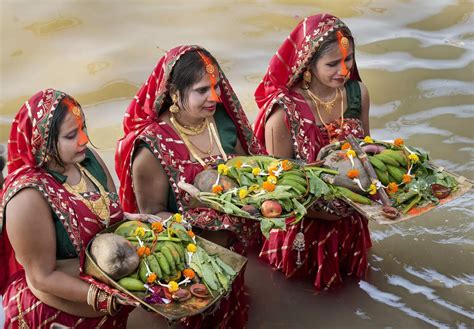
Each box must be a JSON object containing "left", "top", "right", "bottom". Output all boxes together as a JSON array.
[{"left": 318, "top": 42, "right": 354, "bottom": 60}]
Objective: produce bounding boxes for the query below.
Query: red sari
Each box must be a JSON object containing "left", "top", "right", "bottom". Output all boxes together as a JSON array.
[
  {"left": 0, "top": 89, "right": 131, "bottom": 328},
  {"left": 115, "top": 45, "right": 265, "bottom": 328},
  {"left": 253, "top": 14, "right": 372, "bottom": 290}
]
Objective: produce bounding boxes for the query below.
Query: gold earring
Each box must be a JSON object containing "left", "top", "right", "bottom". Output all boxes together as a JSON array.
[
  {"left": 44, "top": 154, "right": 52, "bottom": 163},
  {"left": 303, "top": 70, "right": 312, "bottom": 90},
  {"left": 169, "top": 94, "right": 180, "bottom": 114}
]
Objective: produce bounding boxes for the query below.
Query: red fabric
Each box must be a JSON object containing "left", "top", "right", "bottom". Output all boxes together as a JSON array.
[
  {"left": 0, "top": 89, "right": 131, "bottom": 325},
  {"left": 253, "top": 14, "right": 372, "bottom": 290},
  {"left": 115, "top": 45, "right": 265, "bottom": 213}
]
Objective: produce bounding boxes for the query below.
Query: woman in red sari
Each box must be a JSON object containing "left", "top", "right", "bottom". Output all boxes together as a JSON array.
[
  {"left": 254, "top": 14, "right": 372, "bottom": 290},
  {"left": 115, "top": 45, "right": 264, "bottom": 328},
  {"left": 1, "top": 89, "right": 135, "bottom": 328}
]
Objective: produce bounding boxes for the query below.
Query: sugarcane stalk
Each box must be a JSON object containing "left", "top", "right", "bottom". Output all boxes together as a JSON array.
[{"left": 346, "top": 135, "right": 392, "bottom": 206}]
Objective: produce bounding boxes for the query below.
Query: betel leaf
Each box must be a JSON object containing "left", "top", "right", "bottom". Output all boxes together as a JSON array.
[
  {"left": 201, "top": 263, "right": 219, "bottom": 291},
  {"left": 214, "top": 256, "right": 236, "bottom": 276},
  {"left": 308, "top": 174, "right": 330, "bottom": 197}
]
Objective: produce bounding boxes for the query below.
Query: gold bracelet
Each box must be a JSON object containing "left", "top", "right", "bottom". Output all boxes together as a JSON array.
[{"left": 87, "top": 284, "right": 99, "bottom": 311}]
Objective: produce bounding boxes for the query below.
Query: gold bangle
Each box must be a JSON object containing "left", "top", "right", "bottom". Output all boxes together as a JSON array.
[{"left": 87, "top": 284, "right": 99, "bottom": 311}]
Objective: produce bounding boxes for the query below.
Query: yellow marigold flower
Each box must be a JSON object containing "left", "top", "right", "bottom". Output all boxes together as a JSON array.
[
  {"left": 341, "top": 142, "right": 351, "bottom": 150},
  {"left": 368, "top": 184, "right": 377, "bottom": 195},
  {"left": 281, "top": 160, "right": 293, "bottom": 171},
  {"left": 347, "top": 169, "right": 359, "bottom": 179},
  {"left": 262, "top": 181, "right": 276, "bottom": 192},
  {"left": 394, "top": 138, "right": 404, "bottom": 147},
  {"left": 402, "top": 174, "right": 412, "bottom": 183},
  {"left": 408, "top": 154, "right": 419, "bottom": 163},
  {"left": 187, "top": 243, "right": 197, "bottom": 253},
  {"left": 173, "top": 213, "right": 182, "bottom": 223},
  {"left": 212, "top": 184, "right": 223, "bottom": 194},
  {"left": 235, "top": 160, "right": 243, "bottom": 168},
  {"left": 239, "top": 188, "right": 248, "bottom": 199},
  {"left": 346, "top": 150, "right": 356, "bottom": 158},
  {"left": 364, "top": 136, "right": 374, "bottom": 144},
  {"left": 151, "top": 222, "right": 164, "bottom": 233},
  {"left": 268, "top": 165, "right": 278, "bottom": 176},
  {"left": 183, "top": 268, "right": 195, "bottom": 279},
  {"left": 387, "top": 182, "right": 399, "bottom": 194},
  {"left": 252, "top": 167, "right": 261, "bottom": 176},
  {"left": 168, "top": 281, "right": 179, "bottom": 293},
  {"left": 267, "top": 175, "right": 278, "bottom": 184},
  {"left": 134, "top": 227, "right": 145, "bottom": 237},
  {"left": 147, "top": 272, "right": 157, "bottom": 283},
  {"left": 248, "top": 184, "right": 261, "bottom": 192},
  {"left": 217, "top": 164, "right": 229, "bottom": 175}
]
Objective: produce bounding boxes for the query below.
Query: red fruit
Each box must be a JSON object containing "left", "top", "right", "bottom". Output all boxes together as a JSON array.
[{"left": 260, "top": 200, "right": 283, "bottom": 218}]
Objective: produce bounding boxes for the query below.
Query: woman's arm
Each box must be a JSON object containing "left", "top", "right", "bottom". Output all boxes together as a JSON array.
[
  {"left": 265, "top": 105, "right": 294, "bottom": 158},
  {"left": 233, "top": 138, "right": 247, "bottom": 156},
  {"left": 89, "top": 147, "right": 117, "bottom": 193},
  {"left": 132, "top": 146, "right": 173, "bottom": 219},
  {"left": 6, "top": 188, "right": 91, "bottom": 303},
  {"left": 359, "top": 81, "right": 370, "bottom": 136}
]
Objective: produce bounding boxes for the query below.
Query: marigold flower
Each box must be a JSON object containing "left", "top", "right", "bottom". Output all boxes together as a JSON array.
[
  {"left": 137, "top": 246, "right": 147, "bottom": 257},
  {"left": 187, "top": 243, "right": 197, "bottom": 253},
  {"left": 341, "top": 142, "right": 351, "bottom": 150},
  {"left": 408, "top": 154, "right": 419, "bottom": 163},
  {"left": 402, "top": 174, "right": 412, "bottom": 184},
  {"left": 212, "top": 184, "right": 223, "bottom": 194},
  {"left": 252, "top": 167, "right": 261, "bottom": 176},
  {"left": 147, "top": 272, "right": 157, "bottom": 283},
  {"left": 239, "top": 188, "right": 248, "bottom": 199},
  {"left": 347, "top": 169, "right": 360, "bottom": 179},
  {"left": 268, "top": 165, "right": 278, "bottom": 176},
  {"left": 248, "top": 184, "right": 261, "bottom": 192},
  {"left": 368, "top": 184, "right": 377, "bottom": 195},
  {"left": 346, "top": 150, "right": 356, "bottom": 158},
  {"left": 173, "top": 213, "right": 182, "bottom": 223},
  {"left": 281, "top": 160, "right": 293, "bottom": 171},
  {"left": 267, "top": 175, "right": 278, "bottom": 184},
  {"left": 183, "top": 268, "right": 195, "bottom": 279},
  {"left": 262, "top": 181, "right": 276, "bottom": 192},
  {"left": 364, "top": 136, "right": 374, "bottom": 144},
  {"left": 235, "top": 160, "right": 243, "bottom": 168},
  {"left": 187, "top": 230, "right": 195, "bottom": 238},
  {"left": 217, "top": 164, "right": 229, "bottom": 175},
  {"left": 134, "top": 227, "right": 145, "bottom": 237},
  {"left": 168, "top": 281, "right": 179, "bottom": 293},
  {"left": 151, "top": 222, "right": 164, "bottom": 233},
  {"left": 394, "top": 138, "right": 404, "bottom": 147},
  {"left": 387, "top": 182, "right": 399, "bottom": 194}
]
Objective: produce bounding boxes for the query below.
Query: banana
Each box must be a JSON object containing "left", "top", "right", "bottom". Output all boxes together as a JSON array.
[
  {"left": 280, "top": 173, "right": 307, "bottom": 185},
  {"left": 155, "top": 252, "right": 171, "bottom": 276},
  {"left": 138, "top": 259, "right": 148, "bottom": 283},
  {"left": 374, "top": 167, "right": 390, "bottom": 185},
  {"left": 381, "top": 150, "right": 407, "bottom": 167},
  {"left": 164, "top": 242, "right": 184, "bottom": 271},
  {"left": 118, "top": 277, "right": 146, "bottom": 291},
  {"left": 152, "top": 241, "right": 165, "bottom": 254},
  {"left": 387, "top": 165, "right": 404, "bottom": 183},
  {"left": 373, "top": 153, "right": 399, "bottom": 167},
  {"left": 387, "top": 173, "right": 398, "bottom": 184},
  {"left": 279, "top": 178, "right": 307, "bottom": 195},
  {"left": 173, "top": 243, "right": 187, "bottom": 266},
  {"left": 161, "top": 245, "right": 177, "bottom": 274},
  {"left": 147, "top": 255, "right": 163, "bottom": 279},
  {"left": 369, "top": 155, "right": 387, "bottom": 171}
]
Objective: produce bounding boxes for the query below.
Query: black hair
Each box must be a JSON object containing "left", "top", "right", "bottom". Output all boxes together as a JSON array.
[
  {"left": 45, "top": 96, "right": 82, "bottom": 168},
  {"left": 309, "top": 26, "right": 354, "bottom": 67},
  {"left": 158, "top": 49, "right": 218, "bottom": 115},
  {"left": 0, "top": 155, "right": 5, "bottom": 171}
]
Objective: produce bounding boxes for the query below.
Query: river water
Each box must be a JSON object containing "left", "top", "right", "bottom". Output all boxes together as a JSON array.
[{"left": 1, "top": 0, "right": 473, "bottom": 328}]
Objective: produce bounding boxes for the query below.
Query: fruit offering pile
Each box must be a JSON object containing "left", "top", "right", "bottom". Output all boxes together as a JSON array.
[{"left": 94, "top": 217, "right": 237, "bottom": 304}]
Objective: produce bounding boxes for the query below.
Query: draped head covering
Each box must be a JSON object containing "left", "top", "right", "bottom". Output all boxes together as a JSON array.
[
  {"left": 253, "top": 14, "right": 361, "bottom": 160},
  {"left": 116, "top": 45, "right": 264, "bottom": 212}
]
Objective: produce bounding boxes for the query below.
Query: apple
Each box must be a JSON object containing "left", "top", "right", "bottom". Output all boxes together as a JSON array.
[{"left": 260, "top": 200, "right": 283, "bottom": 218}]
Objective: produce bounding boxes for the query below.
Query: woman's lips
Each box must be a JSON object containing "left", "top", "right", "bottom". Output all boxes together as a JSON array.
[{"left": 203, "top": 105, "right": 216, "bottom": 111}]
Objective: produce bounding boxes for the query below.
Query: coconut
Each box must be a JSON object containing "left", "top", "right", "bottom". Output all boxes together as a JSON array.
[
  {"left": 90, "top": 233, "right": 140, "bottom": 280},
  {"left": 193, "top": 169, "right": 238, "bottom": 192}
]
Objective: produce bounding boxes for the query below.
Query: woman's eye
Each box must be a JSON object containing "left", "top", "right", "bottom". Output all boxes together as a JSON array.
[
  {"left": 65, "top": 132, "right": 76, "bottom": 140},
  {"left": 198, "top": 88, "right": 208, "bottom": 94},
  {"left": 327, "top": 62, "right": 338, "bottom": 67}
]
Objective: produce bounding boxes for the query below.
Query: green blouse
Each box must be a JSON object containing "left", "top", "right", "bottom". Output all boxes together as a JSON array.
[{"left": 344, "top": 80, "right": 362, "bottom": 119}]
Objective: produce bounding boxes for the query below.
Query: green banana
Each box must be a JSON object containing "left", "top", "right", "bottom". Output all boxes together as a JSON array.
[
  {"left": 147, "top": 255, "right": 163, "bottom": 279},
  {"left": 280, "top": 173, "right": 307, "bottom": 185},
  {"left": 374, "top": 153, "right": 399, "bottom": 167},
  {"left": 335, "top": 186, "right": 372, "bottom": 205},
  {"left": 387, "top": 173, "right": 398, "bottom": 184},
  {"left": 155, "top": 252, "right": 171, "bottom": 276},
  {"left": 387, "top": 165, "right": 404, "bottom": 183},
  {"left": 161, "top": 245, "right": 177, "bottom": 274},
  {"left": 165, "top": 242, "right": 184, "bottom": 271},
  {"left": 138, "top": 259, "right": 148, "bottom": 283},
  {"left": 374, "top": 167, "right": 390, "bottom": 185},
  {"left": 173, "top": 243, "right": 187, "bottom": 265},
  {"left": 279, "top": 178, "right": 307, "bottom": 195},
  {"left": 118, "top": 277, "right": 146, "bottom": 291},
  {"left": 369, "top": 155, "right": 387, "bottom": 171},
  {"left": 381, "top": 149, "right": 407, "bottom": 167}
]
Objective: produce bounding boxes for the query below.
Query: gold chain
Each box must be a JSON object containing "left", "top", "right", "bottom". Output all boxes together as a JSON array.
[
  {"left": 64, "top": 165, "right": 111, "bottom": 224},
  {"left": 170, "top": 115, "right": 208, "bottom": 135},
  {"left": 306, "top": 87, "right": 340, "bottom": 114}
]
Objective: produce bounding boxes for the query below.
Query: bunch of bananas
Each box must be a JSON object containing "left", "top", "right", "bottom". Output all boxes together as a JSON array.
[
  {"left": 141, "top": 241, "right": 187, "bottom": 282},
  {"left": 277, "top": 169, "right": 308, "bottom": 198},
  {"left": 369, "top": 149, "right": 408, "bottom": 185}
]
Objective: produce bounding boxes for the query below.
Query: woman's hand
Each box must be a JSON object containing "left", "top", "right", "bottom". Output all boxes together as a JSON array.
[{"left": 123, "top": 212, "right": 164, "bottom": 223}]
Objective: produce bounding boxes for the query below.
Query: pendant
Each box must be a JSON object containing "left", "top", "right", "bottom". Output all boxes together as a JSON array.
[{"left": 292, "top": 231, "right": 306, "bottom": 267}]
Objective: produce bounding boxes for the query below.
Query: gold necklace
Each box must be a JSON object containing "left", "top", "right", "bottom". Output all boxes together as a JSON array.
[
  {"left": 170, "top": 115, "right": 208, "bottom": 135},
  {"left": 306, "top": 88, "right": 340, "bottom": 114},
  {"left": 64, "top": 165, "right": 111, "bottom": 223},
  {"left": 307, "top": 88, "right": 345, "bottom": 142}
]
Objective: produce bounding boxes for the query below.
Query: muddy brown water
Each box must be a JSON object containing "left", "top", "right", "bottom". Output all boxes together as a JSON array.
[{"left": 1, "top": 1, "right": 473, "bottom": 328}]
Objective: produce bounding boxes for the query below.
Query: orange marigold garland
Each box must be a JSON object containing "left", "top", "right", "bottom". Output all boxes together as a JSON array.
[
  {"left": 387, "top": 182, "right": 399, "bottom": 194},
  {"left": 394, "top": 138, "right": 404, "bottom": 147},
  {"left": 347, "top": 169, "right": 359, "bottom": 179},
  {"left": 341, "top": 142, "right": 351, "bottom": 150},
  {"left": 262, "top": 181, "right": 276, "bottom": 192},
  {"left": 212, "top": 184, "right": 223, "bottom": 194},
  {"left": 183, "top": 268, "right": 195, "bottom": 280}
]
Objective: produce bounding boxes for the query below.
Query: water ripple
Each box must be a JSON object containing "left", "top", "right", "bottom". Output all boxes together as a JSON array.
[
  {"left": 404, "top": 265, "right": 474, "bottom": 288},
  {"left": 418, "top": 79, "right": 474, "bottom": 98}
]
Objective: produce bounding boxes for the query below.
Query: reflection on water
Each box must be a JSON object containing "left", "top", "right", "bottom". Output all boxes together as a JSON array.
[{"left": 1, "top": 0, "right": 473, "bottom": 328}]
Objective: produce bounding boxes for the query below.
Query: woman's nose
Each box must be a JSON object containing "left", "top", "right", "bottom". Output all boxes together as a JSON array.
[{"left": 208, "top": 85, "right": 221, "bottom": 102}]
